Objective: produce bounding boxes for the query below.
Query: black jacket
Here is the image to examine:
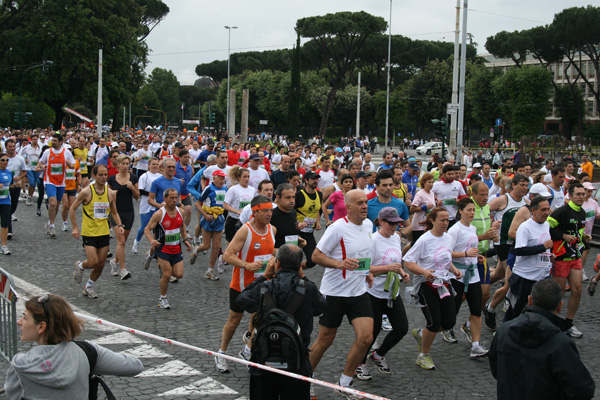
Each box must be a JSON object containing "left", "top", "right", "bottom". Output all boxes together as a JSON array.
[
  {"left": 489, "top": 306, "right": 595, "bottom": 400},
  {"left": 236, "top": 270, "right": 327, "bottom": 376}
]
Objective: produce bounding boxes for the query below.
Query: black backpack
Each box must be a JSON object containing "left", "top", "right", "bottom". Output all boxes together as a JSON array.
[
  {"left": 74, "top": 340, "right": 116, "bottom": 400},
  {"left": 251, "top": 279, "right": 306, "bottom": 373}
]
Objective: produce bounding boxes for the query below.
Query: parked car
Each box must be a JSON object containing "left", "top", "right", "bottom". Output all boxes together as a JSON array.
[{"left": 416, "top": 141, "right": 444, "bottom": 155}]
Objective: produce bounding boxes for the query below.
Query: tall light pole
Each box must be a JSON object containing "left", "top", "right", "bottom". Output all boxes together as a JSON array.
[
  {"left": 225, "top": 25, "right": 238, "bottom": 134},
  {"left": 384, "top": 0, "right": 392, "bottom": 153}
]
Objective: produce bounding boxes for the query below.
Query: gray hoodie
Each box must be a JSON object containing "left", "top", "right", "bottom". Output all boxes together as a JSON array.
[{"left": 4, "top": 340, "right": 143, "bottom": 400}]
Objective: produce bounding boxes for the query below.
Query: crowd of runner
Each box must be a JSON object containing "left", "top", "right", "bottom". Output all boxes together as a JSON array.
[{"left": 0, "top": 127, "right": 597, "bottom": 400}]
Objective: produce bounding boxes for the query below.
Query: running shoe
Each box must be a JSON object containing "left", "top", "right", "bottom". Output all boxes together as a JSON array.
[
  {"left": 62, "top": 221, "right": 68, "bottom": 231},
  {"left": 594, "top": 254, "right": 600, "bottom": 273},
  {"left": 238, "top": 347, "right": 251, "bottom": 361},
  {"left": 568, "top": 326, "right": 583, "bottom": 338},
  {"left": 132, "top": 239, "right": 139, "bottom": 254},
  {"left": 483, "top": 306, "right": 497, "bottom": 330},
  {"left": 354, "top": 363, "right": 372, "bottom": 381},
  {"left": 381, "top": 314, "right": 392, "bottom": 331},
  {"left": 143, "top": 250, "right": 152, "bottom": 270},
  {"left": 242, "top": 331, "right": 252, "bottom": 345},
  {"left": 587, "top": 277, "right": 597, "bottom": 296},
  {"left": 119, "top": 268, "right": 132, "bottom": 280},
  {"left": 36, "top": 208, "right": 41, "bottom": 216},
  {"left": 158, "top": 297, "right": 170, "bottom": 309},
  {"left": 189, "top": 249, "right": 199, "bottom": 265},
  {"left": 215, "top": 355, "right": 229, "bottom": 372},
  {"left": 470, "top": 344, "right": 489, "bottom": 358},
  {"left": 49, "top": 225, "right": 56, "bottom": 239},
  {"left": 583, "top": 269, "right": 589, "bottom": 282},
  {"left": 367, "top": 351, "right": 392, "bottom": 374},
  {"left": 204, "top": 270, "right": 219, "bottom": 280},
  {"left": 110, "top": 258, "right": 119, "bottom": 276},
  {"left": 442, "top": 329, "right": 457, "bottom": 343},
  {"left": 1, "top": 245, "right": 10, "bottom": 255},
  {"left": 415, "top": 354, "right": 435, "bottom": 370},
  {"left": 11, "top": 215, "right": 17, "bottom": 221},
  {"left": 26, "top": 196, "right": 33, "bottom": 206},
  {"left": 412, "top": 328, "right": 423, "bottom": 352},
  {"left": 82, "top": 286, "right": 98, "bottom": 298},
  {"left": 333, "top": 380, "right": 363, "bottom": 400},
  {"left": 7, "top": 233, "right": 12, "bottom": 240},
  {"left": 216, "top": 255, "right": 225, "bottom": 273},
  {"left": 107, "top": 251, "right": 113, "bottom": 258},
  {"left": 565, "top": 284, "right": 571, "bottom": 292},
  {"left": 169, "top": 276, "right": 178, "bottom": 283},
  {"left": 73, "top": 261, "right": 83, "bottom": 284},
  {"left": 460, "top": 323, "right": 472, "bottom": 343}
]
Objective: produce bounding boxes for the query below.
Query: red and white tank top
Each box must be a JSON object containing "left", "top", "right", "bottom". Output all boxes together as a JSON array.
[{"left": 159, "top": 207, "right": 184, "bottom": 254}]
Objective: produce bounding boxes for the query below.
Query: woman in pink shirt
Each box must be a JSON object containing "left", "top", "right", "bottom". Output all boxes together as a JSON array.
[
  {"left": 409, "top": 173, "right": 436, "bottom": 245},
  {"left": 323, "top": 174, "right": 354, "bottom": 225}
]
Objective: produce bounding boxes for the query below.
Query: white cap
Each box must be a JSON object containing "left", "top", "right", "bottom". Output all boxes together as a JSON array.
[
  {"left": 530, "top": 183, "right": 551, "bottom": 197},
  {"left": 544, "top": 173, "right": 552, "bottom": 183},
  {"left": 473, "top": 162, "right": 482, "bottom": 168},
  {"left": 583, "top": 182, "right": 595, "bottom": 190}
]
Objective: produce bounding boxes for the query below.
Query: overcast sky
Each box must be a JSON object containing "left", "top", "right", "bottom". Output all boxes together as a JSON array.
[{"left": 144, "top": 1, "right": 593, "bottom": 86}]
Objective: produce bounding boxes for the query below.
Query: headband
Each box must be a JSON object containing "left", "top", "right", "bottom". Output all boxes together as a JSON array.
[{"left": 252, "top": 202, "right": 273, "bottom": 212}]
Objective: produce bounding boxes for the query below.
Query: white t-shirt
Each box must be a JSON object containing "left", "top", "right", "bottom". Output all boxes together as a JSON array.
[
  {"left": 368, "top": 232, "right": 403, "bottom": 299},
  {"left": 20, "top": 145, "right": 42, "bottom": 171},
  {"left": 447, "top": 222, "right": 480, "bottom": 284},
  {"left": 189, "top": 148, "right": 201, "bottom": 169},
  {"left": 411, "top": 189, "right": 435, "bottom": 231},
  {"left": 224, "top": 184, "right": 256, "bottom": 219},
  {"left": 248, "top": 167, "right": 270, "bottom": 190},
  {"left": 404, "top": 231, "right": 454, "bottom": 281},
  {"left": 7, "top": 154, "right": 26, "bottom": 178},
  {"left": 547, "top": 185, "right": 566, "bottom": 211},
  {"left": 512, "top": 218, "right": 552, "bottom": 281},
  {"left": 138, "top": 172, "right": 162, "bottom": 214},
  {"left": 132, "top": 149, "right": 153, "bottom": 171},
  {"left": 432, "top": 180, "right": 466, "bottom": 220},
  {"left": 316, "top": 217, "right": 374, "bottom": 297},
  {"left": 317, "top": 169, "right": 335, "bottom": 189},
  {"left": 91, "top": 145, "right": 109, "bottom": 163},
  {"left": 204, "top": 165, "right": 232, "bottom": 187},
  {"left": 583, "top": 198, "right": 600, "bottom": 235}
]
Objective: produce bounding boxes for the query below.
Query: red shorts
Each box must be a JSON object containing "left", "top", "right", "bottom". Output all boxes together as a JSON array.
[{"left": 553, "top": 259, "right": 582, "bottom": 278}]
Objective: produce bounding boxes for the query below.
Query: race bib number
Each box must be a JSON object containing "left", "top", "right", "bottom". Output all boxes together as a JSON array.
[
  {"left": 443, "top": 198, "right": 456, "bottom": 206},
  {"left": 215, "top": 191, "right": 226, "bottom": 203},
  {"left": 351, "top": 251, "right": 371, "bottom": 276},
  {"left": 254, "top": 254, "right": 271, "bottom": 277},
  {"left": 165, "top": 228, "right": 181, "bottom": 246},
  {"left": 239, "top": 200, "right": 251, "bottom": 208},
  {"left": 50, "top": 164, "right": 63, "bottom": 176},
  {"left": 31, "top": 161, "right": 38, "bottom": 167},
  {"left": 285, "top": 235, "right": 299, "bottom": 245},
  {"left": 300, "top": 217, "right": 316, "bottom": 233},
  {"left": 93, "top": 202, "right": 109, "bottom": 219},
  {"left": 537, "top": 252, "right": 552, "bottom": 270},
  {"left": 586, "top": 209, "right": 595, "bottom": 222},
  {"left": 66, "top": 170, "right": 75, "bottom": 180},
  {"left": 0, "top": 188, "right": 8, "bottom": 199}
]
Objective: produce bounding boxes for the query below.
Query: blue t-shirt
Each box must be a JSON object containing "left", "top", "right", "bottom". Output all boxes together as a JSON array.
[
  {"left": 199, "top": 183, "right": 227, "bottom": 209},
  {"left": 482, "top": 175, "right": 493, "bottom": 189},
  {"left": 0, "top": 169, "right": 13, "bottom": 205},
  {"left": 175, "top": 162, "right": 193, "bottom": 196},
  {"left": 367, "top": 196, "right": 409, "bottom": 232},
  {"left": 197, "top": 149, "right": 215, "bottom": 164},
  {"left": 377, "top": 163, "right": 392, "bottom": 171},
  {"left": 402, "top": 170, "right": 420, "bottom": 198},
  {"left": 150, "top": 176, "right": 182, "bottom": 204}
]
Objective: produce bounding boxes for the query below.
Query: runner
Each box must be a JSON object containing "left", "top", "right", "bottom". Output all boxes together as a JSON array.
[
  {"left": 432, "top": 165, "right": 466, "bottom": 228},
  {"left": 70, "top": 164, "right": 123, "bottom": 298},
  {"left": 323, "top": 174, "right": 354, "bottom": 226},
  {"left": 132, "top": 157, "right": 161, "bottom": 254},
  {"left": 36, "top": 133, "right": 76, "bottom": 238},
  {"left": 309, "top": 189, "right": 375, "bottom": 398},
  {"left": 269, "top": 183, "right": 306, "bottom": 251},
  {"left": 175, "top": 149, "right": 194, "bottom": 228},
  {"left": 107, "top": 154, "right": 139, "bottom": 280},
  {"left": 367, "top": 170, "right": 410, "bottom": 234},
  {"left": 144, "top": 187, "right": 192, "bottom": 309},
  {"left": 295, "top": 171, "right": 323, "bottom": 270},
  {"left": 409, "top": 173, "right": 435, "bottom": 246},
  {"left": 189, "top": 170, "right": 227, "bottom": 279},
  {"left": 131, "top": 139, "right": 153, "bottom": 178},
  {"left": 73, "top": 135, "right": 90, "bottom": 188},
  {"left": 0, "top": 153, "right": 13, "bottom": 254},
  {"left": 239, "top": 180, "right": 274, "bottom": 224},
  {"left": 247, "top": 153, "right": 270, "bottom": 190},
  {"left": 19, "top": 134, "right": 42, "bottom": 206},
  {"left": 216, "top": 195, "right": 276, "bottom": 372},
  {"left": 546, "top": 166, "right": 566, "bottom": 211},
  {"left": 60, "top": 140, "right": 81, "bottom": 232},
  {"left": 404, "top": 207, "right": 463, "bottom": 369},
  {"left": 223, "top": 166, "right": 256, "bottom": 242},
  {"left": 4, "top": 139, "right": 26, "bottom": 240}
]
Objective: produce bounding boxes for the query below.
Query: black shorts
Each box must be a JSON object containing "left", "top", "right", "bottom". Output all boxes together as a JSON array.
[
  {"left": 230, "top": 288, "right": 245, "bottom": 313},
  {"left": 495, "top": 244, "right": 511, "bottom": 262},
  {"left": 319, "top": 293, "right": 373, "bottom": 328},
  {"left": 81, "top": 172, "right": 90, "bottom": 179},
  {"left": 225, "top": 216, "right": 242, "bottom": 242},
  {"left": 0, "top": 204, "right": 11, "bottom": 228},
  {"left": 65, "top": 189, "right": 77, "bottom": 197},
  {"left": 156, "top": 250, "right": 184, "bottom": 265},
  {"left": 117, "top": 211, "right": 135, "bottom": 231},
  {"left": 181, "top": 195, "right": 193, "bottom": 207},
  {"left": 82, "top": 235, "right": 110, "bottom": 249}
]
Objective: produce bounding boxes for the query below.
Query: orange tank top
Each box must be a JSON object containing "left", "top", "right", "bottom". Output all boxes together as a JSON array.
[
  {"left": 230, "top": 222, "right": 275, "bottom": 292},
  {"left": 65, "top": 160, "right": 80, "bottom": 191},
  {"left": 44, "top": 148, "right": 67, "bottom": 186}
]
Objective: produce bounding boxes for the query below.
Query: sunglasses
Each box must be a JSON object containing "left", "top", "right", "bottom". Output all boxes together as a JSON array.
[
  {"left": 0, "top": 159, "right": 8, "bottom": 162},
  {"left": 38, "top": 294, "right": 50, "bottom": 319}
]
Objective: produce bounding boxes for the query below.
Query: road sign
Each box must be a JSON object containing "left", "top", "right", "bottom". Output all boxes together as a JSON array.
[
  {"left": 447, "top": 103, "right": 459, "bottom": 115},
  {"left": 183, "top": 119, "right": 199, "bottom": 124},
  {"left": 490, "top": 127, "right": 494, "bottom": 137},
  {"left": 496, "top": 118, "right": 502, "bottom": 126},
  {"left": 259, "top": 120, "right": 268, "bottom": 125}
]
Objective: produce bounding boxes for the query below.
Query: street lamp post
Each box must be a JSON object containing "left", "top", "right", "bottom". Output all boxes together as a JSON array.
[
  {"left": 225, "top": 25, "right": 238, "bottom": 134},
  {"left": 384, "top": 0, "right": 392, "bottom": 153},
  {"left": 19, "top": 60, "right": 53, "bottom": 128}
]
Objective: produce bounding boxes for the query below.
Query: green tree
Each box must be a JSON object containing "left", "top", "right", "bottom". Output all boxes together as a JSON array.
[
  {"left": 554, "top": 84, "right": 585, "bottom": 137},
  {"left": 465, "top": 66, "right": 503, "bottom": 131},
  {"left": 491, "top": 66, "right": 553, "bottom": 137},
  {"left": 147, "top": 68, "right": 180, "bottom": 125},
  {"left": 296, "top": 11, "right": 387, "bottom": 138},
  {"left": 485, "top": 30, "right": 531, "bottom": 67}
]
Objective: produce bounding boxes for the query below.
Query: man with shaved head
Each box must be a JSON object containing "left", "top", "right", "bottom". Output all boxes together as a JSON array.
[{"left": 310, "top": 189, "right": 375, "bottom": 396}]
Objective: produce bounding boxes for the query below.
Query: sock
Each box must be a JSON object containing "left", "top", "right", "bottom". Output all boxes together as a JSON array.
[
  {"left": 50, "top": 223, "right": 55, "bottom": 228},
  {"left": 160, "top": 295, "right": 167, "bottom": 299},
  {"left": 218, "top": 349, "right": 227, "bottom": 354},
  {"left": 466, "top": 320, "right": 471, "bottom": 328},
  {"left": 77, "top": 262, "right": 84, "bottom": 271},
  {"left": 419, "top": 352, "right": 429, "bottom": 357},
  {"left": 85, "top": 279, "right": 94, "bottom": 288},
  {"left": 487, "top": 304, "right": 496, "bottom": 313},
  {"left": 372, "top": 351, "right": 383, "bottom": 360},
  {"left": 339, "top": 373, "right": 352, "bottom": 387},
  {"left": 472, "top": 341, "right": 479, "bottom": 348},
  {"left": 242, "top": 345, "right": 251, "bottom": 356},
  {"left": 419, "top": 329, "right": 423, "bottom": 338},
  {"left": 207, "top": 268, "right": 214, "bottom": 274}
]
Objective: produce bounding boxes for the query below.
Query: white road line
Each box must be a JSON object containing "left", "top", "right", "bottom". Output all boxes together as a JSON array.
[
  {"left": 158, "top": 377, "right": 238, "bottom": 396},
  {"left": 136, "top": 360, "right": 202, "bottom": 377},
  {"left": 91, "top": 331, "right": 145, "bottom": 345},
  {"left": 121, "top": 344, "right": 172, "bottom": 359}
]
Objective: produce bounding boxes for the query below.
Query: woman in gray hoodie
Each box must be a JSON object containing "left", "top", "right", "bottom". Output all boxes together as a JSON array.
[{"left": 4, "top": 294, "right": 143, "bottom": 399}]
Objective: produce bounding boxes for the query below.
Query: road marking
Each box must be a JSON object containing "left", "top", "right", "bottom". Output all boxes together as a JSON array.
[
  {"left": 136, "top": 360, "right": 202, "bottom": 377},
  {"left": 121, "top": 344, "right": 172, "bottom": 358},
  {"left": 91, "top": 331, "right": 145, "bottom": 345},
  {"left": 158, "top": 377, "right": 238, "bottom": 396}
]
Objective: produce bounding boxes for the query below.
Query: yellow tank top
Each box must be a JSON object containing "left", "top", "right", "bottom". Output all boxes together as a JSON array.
[
  {"left": 393, "top": 185, "right": 407, "bottom": 200},
  {"left": 296, "top": 189, "right": 321, "bottom": 232},
  {"left": 81, "top": 183, "right": 110, "bottom": 237},
  {"left": 74, "top": 148, "right": 88, "bottom": 174}
]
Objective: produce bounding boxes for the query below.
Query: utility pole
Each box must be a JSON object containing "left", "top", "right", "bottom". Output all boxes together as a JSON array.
[
  {"left": 449, "top": 0, "right": 461, "bottom": 157},
  {"left": 97, "top": 49, "right": 103, "bottom": 138},
  {"left": 225, "top": 26, "right": 238, "bottom": 134},
  {"left": 457, "top": 0, "right": 469, "bottom": 163},
  {"left": 384, "top": 0, "right": 392, "bottom": 154}
]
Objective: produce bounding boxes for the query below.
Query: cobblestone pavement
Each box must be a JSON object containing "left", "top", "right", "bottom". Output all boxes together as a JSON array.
[{"left": 1, "top": 195, "right": 599, "bottom": 400}]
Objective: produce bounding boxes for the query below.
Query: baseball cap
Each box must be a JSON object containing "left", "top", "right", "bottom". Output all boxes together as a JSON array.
[
  {"left": 473, "top": 162, "right": 482, "bottom": 168},
  {"left": 249, "top": 153, "right": 260, "bottom": 160},
  {"left": 335, "top": 147, "right": 343, "bottom": 153},
  {"left": 544, "top": 174, "right": 552, "bottom": 183},
  {"left": 174, "top": 142, "right": 185, "bottom": 149},
  {"left": 378, "top": 207, "right": 404, "bottom": 223},
  {"left": 583, "top": 182, "right": 595, "bottom": 190},
  {"left": 530, "top": 183, "right": 551, "bottom": 197},
  {"left": 356, "top": 171, "right": 370, "bottom": 179},
  {"left": 212, "top": 170, "right": 227, "bottom": 177},
  {"left": 304, "top": 171, "right": 320, "bottom": 180},
  {"left": 409, "top": 161, "right": 420, "bottom": 171}
]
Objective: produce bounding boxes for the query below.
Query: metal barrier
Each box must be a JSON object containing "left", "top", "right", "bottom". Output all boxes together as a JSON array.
[{"left": 0, "top": 267, "right": 18, "bottom": 361}]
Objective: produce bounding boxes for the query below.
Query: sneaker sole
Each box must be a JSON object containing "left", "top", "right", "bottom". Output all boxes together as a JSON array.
[
  {"left": 120, "top": 273, "right": 132, "bottom": 280},
  {"left": 470, "top": 352, "right": 489, "bottom": 358},
  {"left": 416, "top": 361, "right": 435, "bottom": 370}
]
